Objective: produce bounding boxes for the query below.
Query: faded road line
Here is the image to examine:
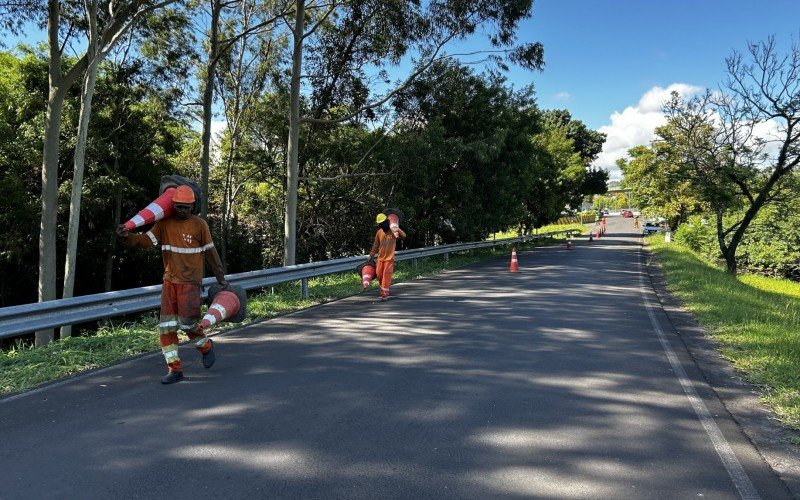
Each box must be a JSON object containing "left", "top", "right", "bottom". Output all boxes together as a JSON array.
[{"left": 638, "top": 245, "right": 759, "bottom": 500}]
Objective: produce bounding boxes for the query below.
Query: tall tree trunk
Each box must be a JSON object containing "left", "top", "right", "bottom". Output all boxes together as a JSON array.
[
  {"left": 199, "top": 0, "right": 222, "bottom": 217},
  {"left": 284, "top": 0, "right": 305, "bottom": 266},
  {"left": 37, "top": 0, "right": 66, "bottom": 347},
  {"left": 61, "top": 19, "right": 101, "bottom": 338}
]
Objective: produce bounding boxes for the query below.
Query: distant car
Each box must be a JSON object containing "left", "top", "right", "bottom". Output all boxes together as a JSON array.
[
  {"left": 642, "top": 221, "right": 662, "bottom": 234},
  {"left": 603, "top": 209, "right": 610, "bottom": 215},
  {"left": 621, "top": 210, "right": 633, "bottom": 218}
]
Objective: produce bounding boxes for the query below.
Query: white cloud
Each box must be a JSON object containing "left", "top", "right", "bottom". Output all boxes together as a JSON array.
[
  {"left": 553, "top": 91, "right": 570, "bottom": 101},
  {"left": 593, "top": 83, "right": 704, "bottom": 180}
]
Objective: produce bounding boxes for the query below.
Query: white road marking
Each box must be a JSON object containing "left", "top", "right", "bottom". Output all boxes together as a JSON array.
[{"left": 637, "top": 245, "right": 759, "bottom": 500}]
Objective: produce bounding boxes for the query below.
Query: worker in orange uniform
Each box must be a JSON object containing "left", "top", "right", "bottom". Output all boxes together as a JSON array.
[
  {"left": 369, "top": 213, "right": 406, "bottom": 300},
  {"left": 116, "top": 185, "right": 229, "bottom": 384}
]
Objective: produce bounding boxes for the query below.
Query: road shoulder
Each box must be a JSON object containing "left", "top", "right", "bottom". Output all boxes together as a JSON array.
[{"left": 643, "top": 244, "right": 800, "bottom": 497}]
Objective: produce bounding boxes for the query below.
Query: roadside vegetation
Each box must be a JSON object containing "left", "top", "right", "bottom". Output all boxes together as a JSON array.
[
  {"left": 0, "top": 230, "right": 576, "bottom": 396},
  {"left": 648, "top": 234, "right": 800, "bottom": 429}
]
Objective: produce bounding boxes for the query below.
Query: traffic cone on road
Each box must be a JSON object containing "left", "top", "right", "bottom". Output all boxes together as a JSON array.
[
  {"left": 565, "top": 239, "right": 573, "bottom": 250},
  {"left": 510, "top": 248, "right": 520, "bottom": 272},
  {"left": 123, "top": 187, "right": 176, "bottom": 230}
]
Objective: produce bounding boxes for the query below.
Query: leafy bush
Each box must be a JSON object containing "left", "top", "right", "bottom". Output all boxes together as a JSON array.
[{"left": 675, "top": 216, "right": 716, "bottom": 257}]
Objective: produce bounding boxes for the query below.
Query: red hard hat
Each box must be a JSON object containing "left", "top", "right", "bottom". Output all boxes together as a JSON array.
[{"left": 172, "top": 185, "right": 195, "bottom": 204}]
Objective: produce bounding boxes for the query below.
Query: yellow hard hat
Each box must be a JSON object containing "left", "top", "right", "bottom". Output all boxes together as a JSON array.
[{"left": 376, "top": 213, "right": 387, "bottom": 224}]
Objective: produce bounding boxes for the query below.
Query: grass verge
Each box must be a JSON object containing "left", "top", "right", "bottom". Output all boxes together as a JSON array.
[
  {"left": 648, "top": 234, "right": 800, "bottom": 429},
  {"left": 1, "top": 230, "right": 574, "bottom": 395}
]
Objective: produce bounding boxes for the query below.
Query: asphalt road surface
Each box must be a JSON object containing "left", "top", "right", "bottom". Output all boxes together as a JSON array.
[{"left": 0, "top": 217, "right": 792, "bottom": 499}]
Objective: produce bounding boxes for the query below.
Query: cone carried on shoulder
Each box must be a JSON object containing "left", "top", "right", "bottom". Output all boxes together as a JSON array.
[
  {"left": 123, "top": 187, "right": 176, "bottom": 230},
  {"left": 510, "top": 247, "right": 520, "bottom": 272}
]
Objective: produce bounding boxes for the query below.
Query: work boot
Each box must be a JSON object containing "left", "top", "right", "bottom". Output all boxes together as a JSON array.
[
  {"left": 202, "top": 340, "right": 215, "bottom": 369},
  {"left": 161, "top": 370, "right": 184, "bottom": 384}
]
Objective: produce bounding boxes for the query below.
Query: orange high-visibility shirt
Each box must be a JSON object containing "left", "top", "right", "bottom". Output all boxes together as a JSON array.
[
  {"left": 370, "top": 228, "right": 406, "bottom": 261},
  {"left": 126, "top": 215, "right": 215, "bottom": 285}
]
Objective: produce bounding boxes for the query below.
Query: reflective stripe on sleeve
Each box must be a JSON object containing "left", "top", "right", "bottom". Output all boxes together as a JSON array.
[{"left": 146, "top": 231, "right": 158, "bottom": 246}]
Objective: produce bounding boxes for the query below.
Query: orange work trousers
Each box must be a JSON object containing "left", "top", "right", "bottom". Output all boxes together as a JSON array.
[
  {"left": 375, "top": 259, "right": 395, "bottom": 297},
  {"left": 159, "top": 280, "right": 210, "bottom": 372}
]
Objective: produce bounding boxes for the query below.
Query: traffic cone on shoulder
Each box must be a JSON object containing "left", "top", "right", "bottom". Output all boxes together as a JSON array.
[
  {"left": 510, "top": 247, "right": 520, "bottom": 272},
  {"left": 565, "top": 239, "right": 573, "bottom": 250}
]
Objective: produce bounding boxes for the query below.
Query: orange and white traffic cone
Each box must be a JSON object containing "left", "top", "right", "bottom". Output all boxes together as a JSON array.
[
  {"left": 123, "top": 187, "right": 176, "bottom": 230},
  {"left": 510, "top": 248, "right": 520, "bottom": 272},
  {"left": 566, "top": 239, "right": 573, "bottom": 250},
  {"left": 356, "top": 259, "right": 377, "bottom": 289},
  {"left": 199, "top": 290, "right": 241, "bottom": 332}
]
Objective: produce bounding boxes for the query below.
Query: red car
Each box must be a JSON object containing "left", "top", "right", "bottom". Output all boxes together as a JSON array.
[{"left": 621, "top": 210, "right": 633, "bottom": 218}]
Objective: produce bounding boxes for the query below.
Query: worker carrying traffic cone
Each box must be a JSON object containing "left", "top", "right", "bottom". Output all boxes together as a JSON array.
[
  {"left": 510, "top": 247, "right": 520, "bottom": 272},
  {"left": 117, "top": 182, "right": 229, "bottom": 385},
  {"left": 368, "top": 210, "right": 406, "bottom": 300}
]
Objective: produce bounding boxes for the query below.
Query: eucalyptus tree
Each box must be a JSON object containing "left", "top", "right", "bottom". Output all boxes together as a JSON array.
[
  {"left": 280, "top": 0, "right": 544, "bottom": 265},
  {"left": 60, "top": 3, "right": 194, "bottom": 339},
  {"left": 213, "top": 0, "right": 285, "bottom": 265},
  {"left": 195, "top": 0, "right": 292, "bottom": 217},
  {"left": 0, "top": 0, "right": 183, "bottom": 345}
]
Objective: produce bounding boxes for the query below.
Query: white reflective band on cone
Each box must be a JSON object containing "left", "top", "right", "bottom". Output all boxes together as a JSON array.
[
  {"left": 202, "top": 314, "right": 218, "bottom": 326},
  {"left": 210, "top": 303, "right": 228, "bottom": 319},
  {"left": 145, "top": 202, "right": 164, "bottom": 218}
]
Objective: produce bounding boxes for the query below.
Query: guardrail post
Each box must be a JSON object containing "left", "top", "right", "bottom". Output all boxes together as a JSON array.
[
  {"left": 412, "top": 258, "right": 418, "bottom": 269},
  {"left": 300, "top": 278, "right": 309, "bottom": 299},
  {"left": 444, "top": 252, "right": 449, "bottom": 264}
]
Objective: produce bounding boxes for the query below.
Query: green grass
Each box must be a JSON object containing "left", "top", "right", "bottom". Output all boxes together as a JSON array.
[
  {"left": 1, "top": 232, "right": 571, "bottom": 396},
  {"left": 649, "top": 234, "right": 800, "bottom": 428}
]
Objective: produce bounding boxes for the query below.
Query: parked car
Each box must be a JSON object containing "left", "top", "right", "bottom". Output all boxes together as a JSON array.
[
  {"left": 642, "top": 221, "right": 662, "bottom": 234},
  {"left": 621, "top": 210, "right": 633, "bottom": 218}
]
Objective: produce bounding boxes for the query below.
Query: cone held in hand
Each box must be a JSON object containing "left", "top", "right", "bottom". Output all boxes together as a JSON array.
[
  {"left": 200, "top": 284, "right": 247, "bottom": 331},
  {"left": 510, "top": 248, "right": 520, "bottom": 272},
  {"left": 356, "top": 259, "right": 377, "bottom": 289},
  {"left": 123, "top": 187, "right": 176, "bottom": 230}
]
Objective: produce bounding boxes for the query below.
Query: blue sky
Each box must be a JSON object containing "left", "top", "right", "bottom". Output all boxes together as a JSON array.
[{"left": 479, "top": 0, "right": 800, "bottom": 178}]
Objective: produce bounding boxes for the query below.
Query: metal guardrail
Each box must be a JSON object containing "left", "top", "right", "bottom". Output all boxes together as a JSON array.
[{"left": 0, "top": 230, "right": 579, "bottom": 339}]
